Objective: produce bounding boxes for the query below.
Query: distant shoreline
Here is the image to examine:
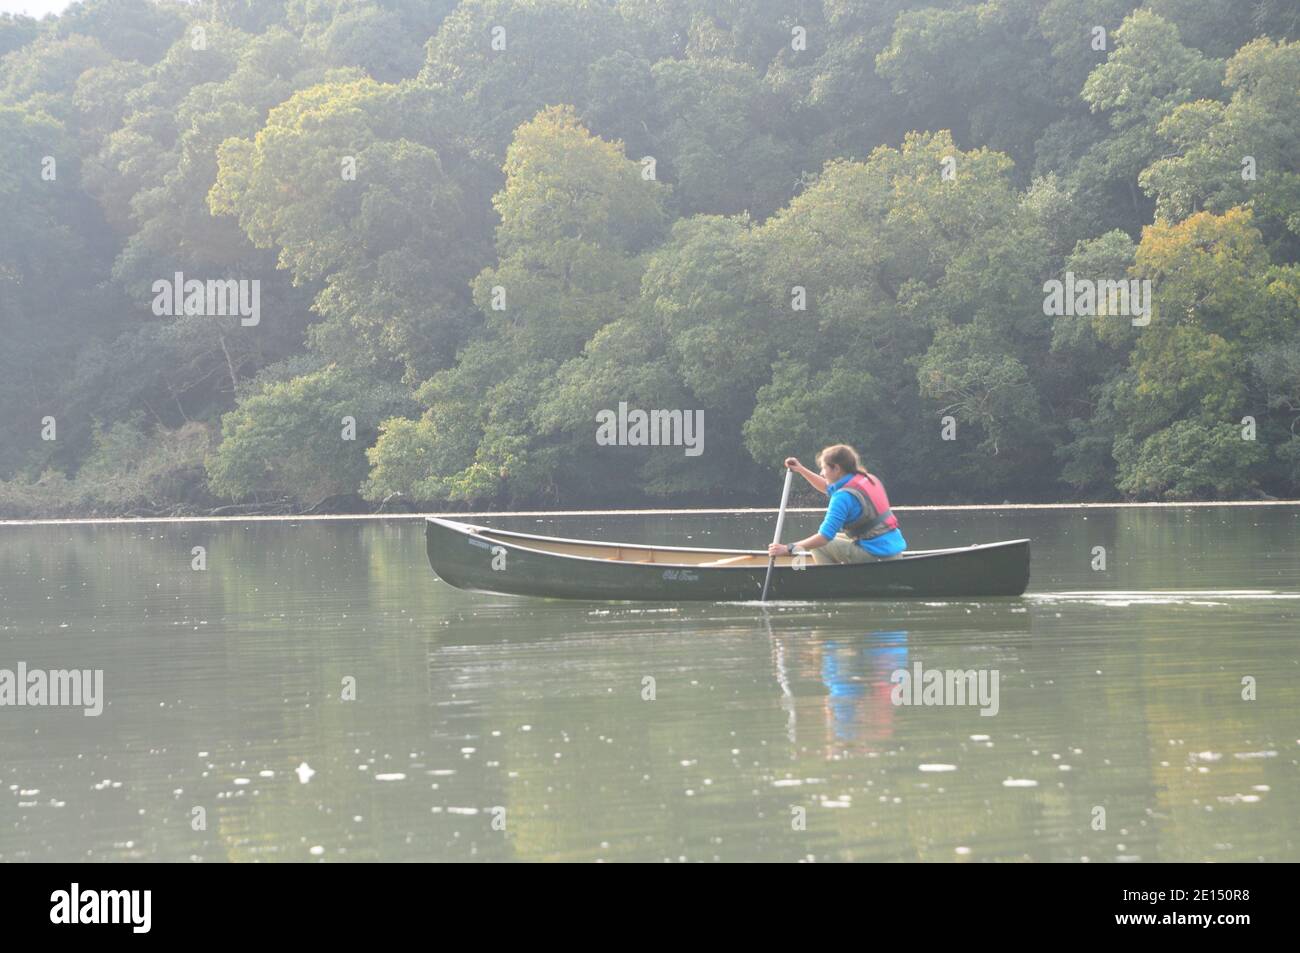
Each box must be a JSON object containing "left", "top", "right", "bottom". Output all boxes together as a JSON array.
[{"left": 3, "top": 499, "right": 1299, "bottom": 527}]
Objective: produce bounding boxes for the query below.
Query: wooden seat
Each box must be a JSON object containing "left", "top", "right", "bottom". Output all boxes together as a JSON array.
[
  {"left": 608, "top": 547, "right": 655, "bottom": 563},
  {"left": 699, "top": 555, "right": 762, "bottom": 567}
]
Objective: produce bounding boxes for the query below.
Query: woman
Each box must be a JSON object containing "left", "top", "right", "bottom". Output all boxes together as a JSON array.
[{"left": 767, "top": 444, "right": 907, "bottom": 564}]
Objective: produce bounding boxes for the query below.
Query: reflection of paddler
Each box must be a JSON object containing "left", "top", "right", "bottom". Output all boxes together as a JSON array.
[{"left": 820, "top": 631, "right": 908, "bottom": 747}]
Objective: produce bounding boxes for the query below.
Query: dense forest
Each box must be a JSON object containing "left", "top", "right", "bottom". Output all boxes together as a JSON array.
[{"left": 1, "top": 0, "right": 1297, "bottom": 516}]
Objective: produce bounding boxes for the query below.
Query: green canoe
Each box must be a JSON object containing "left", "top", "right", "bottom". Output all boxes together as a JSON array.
[{"left": 425, "top": 517, "right": 1031, "bottom": 601}]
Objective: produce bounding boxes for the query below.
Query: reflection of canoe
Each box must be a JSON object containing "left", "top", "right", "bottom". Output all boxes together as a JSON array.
[{"left": 425, "top": 518, "right": 1030, "bottom": 602}]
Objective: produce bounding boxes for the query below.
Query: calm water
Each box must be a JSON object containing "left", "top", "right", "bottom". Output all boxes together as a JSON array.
[{"left": 1, "top": 506, "right": 1297, "bottom": 862}]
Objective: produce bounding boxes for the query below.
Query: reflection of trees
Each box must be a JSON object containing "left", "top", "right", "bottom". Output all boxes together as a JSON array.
[{"left": 0, "top": 520, "right": 478, "bottom": 861}]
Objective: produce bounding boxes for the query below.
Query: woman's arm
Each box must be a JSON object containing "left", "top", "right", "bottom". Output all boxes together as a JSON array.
[
  {"left": 766, "top": 479, "right": 851, "bottom": 556},
  {"left": 785, "top": 457, "right": 827, "bottom": 495},
  {"left": 765, "top": 456, "right": 833, "bottom": 555},
  {"left": 768, "top": 533, "right": 829, "bottom": 557}
]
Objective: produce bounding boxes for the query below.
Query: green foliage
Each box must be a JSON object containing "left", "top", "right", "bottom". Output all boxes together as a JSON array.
[
  {"left": 0, "top": 421, "right": 213, "bottom": 518},
  {"left": 366, "top": 106, "right": 670, "bottom": 504},
  {"left": 490, "top": 104, "right": 668, "bottom": 257},
  {"left": 4, "top": 0, "right": 1299, "bottom": 514},
  {"left": 1108, "top": 209, "right": 1300, "bottom": 496},
  {"left": 879, "top": 0, "right": 1068, "bottom": 168},
  {"left": 1066, "top": 8, "right": 1223, "bottom": 232},
  {"left": 0, "top": 12, "right": 41, "bottom": 59},
  {"left": 1114, "top": 419, "right": 1268, "bottom": 498},
  {"left": 917, "top": 321, "right": 1040, "bottom": 455},
  {"left": 211, "top": 77, "right": 486, "bottom": 380},
  {"left": 54, "top": 0, "right": 187, "bottom": 64},
  {"left": 420, "top": 0, "right": 632, "bottom": 157},
  {"left": 208, "top": 366, "right": 415, "bottom": 502},
  {"left": 648, "top": 57, "right": 800, "bottom": 217},
  {"left": 744, "top": 359, "right": 884, "bottom": 471},
  {"left": 1141, "top": 38, "right": 1300, "bottom": 253}
]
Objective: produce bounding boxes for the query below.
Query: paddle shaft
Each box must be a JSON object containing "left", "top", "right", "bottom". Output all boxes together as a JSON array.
[{"left": 760, "top": 468, "right": 795, "bottom": 602}]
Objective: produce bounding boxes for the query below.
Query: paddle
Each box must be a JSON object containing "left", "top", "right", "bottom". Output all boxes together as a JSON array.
[{"left": 761, "top": 466, "right": 795, "bottom": 603}]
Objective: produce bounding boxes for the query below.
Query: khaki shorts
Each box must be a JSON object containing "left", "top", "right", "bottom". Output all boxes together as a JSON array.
[{"left": 812, "top": 533, "right": 900, "bottom": 565}]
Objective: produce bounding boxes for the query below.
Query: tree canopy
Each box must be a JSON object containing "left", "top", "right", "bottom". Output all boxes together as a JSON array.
[{"left": 2, "top": 0, "right": 1297, "bottom": 515}]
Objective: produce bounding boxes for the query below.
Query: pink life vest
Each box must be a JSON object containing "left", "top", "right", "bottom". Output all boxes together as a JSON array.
[{"left": 839, "top": 473, "right": 899, "bottom": 541}]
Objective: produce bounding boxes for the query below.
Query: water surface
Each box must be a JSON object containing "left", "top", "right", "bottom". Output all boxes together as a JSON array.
[{"left": 1, "top": 506, "right": 1297, "bottom": 861}]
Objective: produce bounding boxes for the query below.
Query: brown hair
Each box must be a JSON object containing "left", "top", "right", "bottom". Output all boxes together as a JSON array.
[{"left": 817, "top": 444, "right": 873, "bottom": 481}]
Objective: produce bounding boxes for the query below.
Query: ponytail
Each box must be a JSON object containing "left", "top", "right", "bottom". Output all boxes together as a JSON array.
[{"left": 817, "top": 444, "right": 872, "bottom": 481}]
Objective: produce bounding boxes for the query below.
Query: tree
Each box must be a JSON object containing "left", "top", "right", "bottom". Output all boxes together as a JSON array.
[
  {"left": 208, "top": 365, "right": 414, "bottom": 502},
  {"left": 1109, "top": 208, "right": 1298, "bottom": 497},
  {"left": 365, "top": 105, "right": 669, "bottom": 505},
  {"left": 648, "top": 56, "right": 801, "bottom": 218},
  {"left": 1074, "top": 9, "right": 1223, "bottom": 229},
  {"left": 1141, "top": 38, "right": 1300, "bottom": 256},
  {"left": 419, "top": 0, "right": 633, "bottom": 159},
  {"left": 210, "top": 77, "right": 486, "bottom": 382}
]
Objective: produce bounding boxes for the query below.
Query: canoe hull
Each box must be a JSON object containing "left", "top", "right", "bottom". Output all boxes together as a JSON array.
[{"left": 425, "top": 518, "right": 1030, "bottom": 602}]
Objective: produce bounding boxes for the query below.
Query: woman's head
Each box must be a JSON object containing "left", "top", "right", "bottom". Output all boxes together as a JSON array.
[{"left": 816, "top": 444, "right": 869, "bottom": 481}]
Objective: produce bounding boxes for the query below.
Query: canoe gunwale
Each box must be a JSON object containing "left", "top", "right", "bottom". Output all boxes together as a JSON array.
[{"left": 426, "top": 516, "right": 1030, "bottom": 570}]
